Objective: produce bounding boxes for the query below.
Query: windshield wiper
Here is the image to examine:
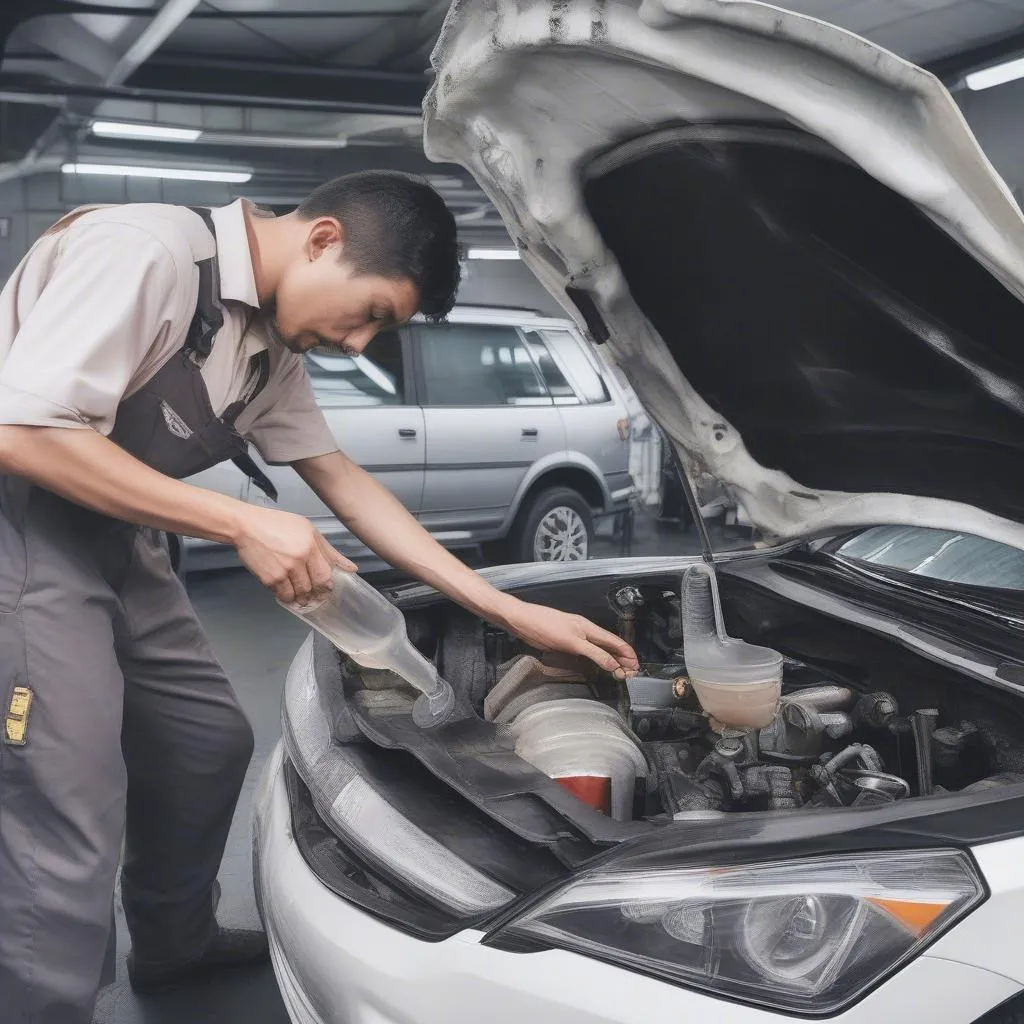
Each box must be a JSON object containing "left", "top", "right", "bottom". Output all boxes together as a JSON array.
[{"left": 823, "top": 553, "right": 1024, "bottom": 629}]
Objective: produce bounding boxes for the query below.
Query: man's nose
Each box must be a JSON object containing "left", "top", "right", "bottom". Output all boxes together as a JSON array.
[{"left": 344, "top": 324, "right": 382, "bottom": 354}]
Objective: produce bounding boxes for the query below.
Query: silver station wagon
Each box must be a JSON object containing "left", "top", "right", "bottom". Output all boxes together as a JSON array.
[{"left": 183, "top": 305, "right": 636, "bottom": 571}]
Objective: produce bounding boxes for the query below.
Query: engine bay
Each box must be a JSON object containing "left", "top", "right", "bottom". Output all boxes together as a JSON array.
[{"left": 421, "top": 565, "right": 1024, "bottom": 826}]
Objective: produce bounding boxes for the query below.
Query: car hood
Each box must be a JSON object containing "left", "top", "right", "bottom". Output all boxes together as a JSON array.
[{"left": 423, "top": 0, "right": 1024, "bottom": 553}]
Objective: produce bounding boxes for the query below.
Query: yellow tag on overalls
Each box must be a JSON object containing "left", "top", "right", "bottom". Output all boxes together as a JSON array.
[{"left": 5, "top": 687, "right": 33, "bottom": 746}]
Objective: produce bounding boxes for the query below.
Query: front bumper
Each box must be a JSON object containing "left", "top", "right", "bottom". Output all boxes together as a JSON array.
[{"left": 254, "top": 743, "right": 1023, "bottom": 1024}]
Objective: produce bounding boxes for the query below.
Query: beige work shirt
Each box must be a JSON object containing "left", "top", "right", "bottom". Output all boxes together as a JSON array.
[{"left": 0, "top": 199, "right": 339, "bottom": 465}]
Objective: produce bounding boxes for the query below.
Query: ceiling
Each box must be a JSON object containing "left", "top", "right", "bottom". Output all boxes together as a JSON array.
[
  {"left": 781, "top": 0, "right": 1024, "bottom": 66},
  {"left": 2, "top": 0, "right": 1024, "bottom": 242},
  {"left": 0, "top": 0, "right": 510, "bottom": 240}
]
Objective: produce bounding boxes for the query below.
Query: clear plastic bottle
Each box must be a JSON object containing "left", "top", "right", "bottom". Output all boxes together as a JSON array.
[{"left": 280, "top": 568, "right": 456, "bottom": 728}]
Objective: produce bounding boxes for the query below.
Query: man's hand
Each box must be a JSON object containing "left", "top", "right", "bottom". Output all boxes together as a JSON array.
[
  {"left": 295, "top": 453, "right": 642, "bottom": 673},
  {"left": 0, "top": 427, "right": 356, "bottom": 607},
  {"left": 232, "top": 505, "right": 356, "bottom": 605},
  {"left": 503, "top": 600, "right": 640, "bottom": 679}
]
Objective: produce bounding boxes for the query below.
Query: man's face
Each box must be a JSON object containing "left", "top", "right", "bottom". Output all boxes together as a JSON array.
[{"left": 270, "top": 219, "right": 420, "bottom": 355}]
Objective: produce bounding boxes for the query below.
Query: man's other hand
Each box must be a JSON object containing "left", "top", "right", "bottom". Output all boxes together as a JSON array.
[{"left": 504, "top": 601, "right": 640, "bottom": 679}]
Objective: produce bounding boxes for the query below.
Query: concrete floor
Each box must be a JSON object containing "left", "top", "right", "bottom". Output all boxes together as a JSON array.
[{"left": 93, "top": 511, "right": 698, "bottom": 1023}]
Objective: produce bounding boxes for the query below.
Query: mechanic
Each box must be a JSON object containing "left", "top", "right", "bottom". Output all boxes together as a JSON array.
[{"left": 0, "top": 171, "right": 639, "bottom": 1024}]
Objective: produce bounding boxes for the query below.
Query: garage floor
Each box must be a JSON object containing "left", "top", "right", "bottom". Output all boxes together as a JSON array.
[{"left": 92, "top": 514, "right": 698, "bottom": 1023}]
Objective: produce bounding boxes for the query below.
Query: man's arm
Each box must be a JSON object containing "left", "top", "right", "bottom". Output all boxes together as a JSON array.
[
  {"left": 0, "top": 426, "right": 353, "bottom": 604},
  {"left": 0, "top": 216, "right": 349, "bottom": 605},
  {"left": 293, "top": 450, "right": 639, "bottom": 676}
]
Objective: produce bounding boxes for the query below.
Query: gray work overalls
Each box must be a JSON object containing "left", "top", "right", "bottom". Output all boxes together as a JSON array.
[{"left": 0, "top": 209, "right": 275, "bottom": 1024}]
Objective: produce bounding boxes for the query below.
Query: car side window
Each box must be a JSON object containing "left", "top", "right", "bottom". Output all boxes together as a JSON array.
[
  {"left": 304, "top": 330, "right": 405, "bottom": 407},
  {"left": 417, "top": 323, "right": 552, "bottom": 406},
  {"left": 522, "top": 328, "right": 610, "bottom": 405}
]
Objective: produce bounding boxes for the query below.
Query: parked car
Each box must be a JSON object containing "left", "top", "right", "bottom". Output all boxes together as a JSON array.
[
  {"left": 183, "top": 306, "right": 635, "bottom": 573},
  {"left": 253, "top": 2, "right": 1024, "bottom": 1023}
]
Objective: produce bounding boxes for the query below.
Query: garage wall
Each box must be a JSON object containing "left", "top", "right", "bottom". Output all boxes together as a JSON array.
[
  {"left": 0, "top": 171, "right": 243, "bottom": 283},
  {"left": 0, "top": 177, "right": 57, "bottom": 283}
]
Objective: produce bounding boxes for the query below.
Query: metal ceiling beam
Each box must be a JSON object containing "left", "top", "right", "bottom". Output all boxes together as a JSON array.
[
  {"left": 327, "top": 0, "right": 450, "bottom": 67},
  {"left": 0, "top": 78, "right": 425, "bottom": 116},
  {"left": 140, "top": 51, "right": 426, "bottom": 81},
  {"left": 188, "top": 8, "right": 422, "bottom": 17},
  {"left": 106, "top": 0, "right": 201, "bottom": 87},
  {"left": 17, "top": 16, "right": 119, "bottom": 81},
  {"left": 124, "top": 56, "right": 426, "bottom": 112},
  {"left": 0, "top": 154, "right": 63, "bottom": 185},
  {"left": 0, "top": 90, "right": 65, "bottom": 107},
  {"left": 2, "top": 48, "right": 429, "bottom": 112},
  {"left": 0, "top": 2, "right": 132, "bottom": 60},
  {"left": 3, "top": 3, "right": 424, "bottom": 21},
  {"left": 0, "top": 0, "right": 204, "bottom": 182}
]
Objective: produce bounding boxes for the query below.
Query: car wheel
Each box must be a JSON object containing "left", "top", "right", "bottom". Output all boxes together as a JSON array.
[{"left": 511, "top": 487, "right": 594, "bottom": 564}]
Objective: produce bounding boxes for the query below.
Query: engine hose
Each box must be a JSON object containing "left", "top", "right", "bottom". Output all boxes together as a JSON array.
[
  {"left": 784, "top": 685, "right": 854, "bottom": 713},
  {"left": 854, "top": 692, "right": 900, "bottom": 729},
  {"left": 822, "top": 743, "right": 884, "bottom": 776}
]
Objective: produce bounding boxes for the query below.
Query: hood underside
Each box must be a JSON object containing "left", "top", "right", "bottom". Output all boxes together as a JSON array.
[{"left": 423, "top": 0, "right": 1024, "bottom": 551}]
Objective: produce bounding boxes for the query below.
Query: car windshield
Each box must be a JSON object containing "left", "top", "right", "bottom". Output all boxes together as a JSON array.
[{"left": 835, "top": 526, "right": 1024, "bottom": 592}]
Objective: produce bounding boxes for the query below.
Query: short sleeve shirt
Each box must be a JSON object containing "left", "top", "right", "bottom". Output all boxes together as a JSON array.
[{"left": 0, "top": 199, "right": 339, "bottom": 466}]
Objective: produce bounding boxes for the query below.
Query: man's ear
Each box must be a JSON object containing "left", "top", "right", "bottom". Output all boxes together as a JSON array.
[{"left": 306, "top": 217, "right": 345, "bottom": 261}]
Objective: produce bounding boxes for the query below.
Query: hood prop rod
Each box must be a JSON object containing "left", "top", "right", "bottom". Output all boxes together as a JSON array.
[{"left": 663, "top": 440, "right": 716, "bottom": 566}]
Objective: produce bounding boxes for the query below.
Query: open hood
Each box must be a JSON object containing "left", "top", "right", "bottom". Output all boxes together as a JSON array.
[{"left": 423, "top": 0, "right": 1024, "bottom": 552}]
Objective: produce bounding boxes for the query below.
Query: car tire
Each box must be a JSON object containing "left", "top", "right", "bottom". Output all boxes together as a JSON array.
[{"left": 508, "top": 487, "right": 594, "bottom": 564}]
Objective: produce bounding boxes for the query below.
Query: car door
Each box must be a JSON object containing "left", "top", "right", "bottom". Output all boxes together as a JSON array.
[
  {"left": 413, "top": 320, "right": 566, "bottom": 536},
  {"left": 244, "top": 329, "right": 425, "bottom": 551},
  {"left": 522, "top": 324, "right": 631, "bottom": 486}
]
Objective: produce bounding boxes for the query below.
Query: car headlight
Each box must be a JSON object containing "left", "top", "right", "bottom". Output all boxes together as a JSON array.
[
  {"left": 283, "top": 634, "right": 514, "bottom": 917},
  {"left": 490, "top": 849, "right": 984, "bottom": 1014}
]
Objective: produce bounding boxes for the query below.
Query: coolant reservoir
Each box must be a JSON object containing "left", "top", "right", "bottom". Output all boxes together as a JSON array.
[
  {"left": 280, "top": 568, "right": 456, "bottom": 728},
  {"left": 683, "top": 563, "right": 782, "bottom": 730}
]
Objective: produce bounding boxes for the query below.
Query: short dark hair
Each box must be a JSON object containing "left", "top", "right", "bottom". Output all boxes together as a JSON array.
[{"left": 297, "top": 170, "right": 461, "bottom": 321}]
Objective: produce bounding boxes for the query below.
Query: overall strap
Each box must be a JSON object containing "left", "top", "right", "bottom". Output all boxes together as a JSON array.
[
  {"left": 232, "top": 449, "right": 278, "bottom": 505},
  {"left": 185, "top": 207, "right": 224, "bottom": 366},
  {"left": 188, "top": 207, "right": 279, "bottom": 504}
]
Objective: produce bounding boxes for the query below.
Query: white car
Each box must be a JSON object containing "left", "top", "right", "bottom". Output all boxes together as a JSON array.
[{"left": 253, "top": 2, "right": 1024, "bottom": 1022}]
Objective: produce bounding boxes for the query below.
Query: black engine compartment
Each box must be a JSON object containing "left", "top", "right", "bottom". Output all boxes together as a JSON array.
[
  {"left": 418, "top": 561, "right": 1024, "bottom": 824},
  {"left": 624, "top": 572, "right": 1024, "bottom": 819}
]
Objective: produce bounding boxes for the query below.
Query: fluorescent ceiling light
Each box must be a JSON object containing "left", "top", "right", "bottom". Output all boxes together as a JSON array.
[
  {"left": 62, "top": 163, "right": 252, "bottom": 183},
  {"left": 467, "top": 248, "right": 520, "bottom": 260},
  {"left": 90, "top": 120, "right": 347, "bottom": 149},
  {"left": 91, "top": 120, "right": 201, "bottom": 142},
  {"left": 965, "top": 55, "right": 1024, "bottom": 91},
  {"left": 426, "top": 175, "right": 465, "bottom": 190},
  {"left": 200, "top": 131, "right": 346, "bottom": 149}
]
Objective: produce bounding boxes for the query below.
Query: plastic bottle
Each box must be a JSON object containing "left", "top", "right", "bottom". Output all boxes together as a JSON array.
[{"left": 279, "top": 568, "right": 456, "bottom": 728}]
